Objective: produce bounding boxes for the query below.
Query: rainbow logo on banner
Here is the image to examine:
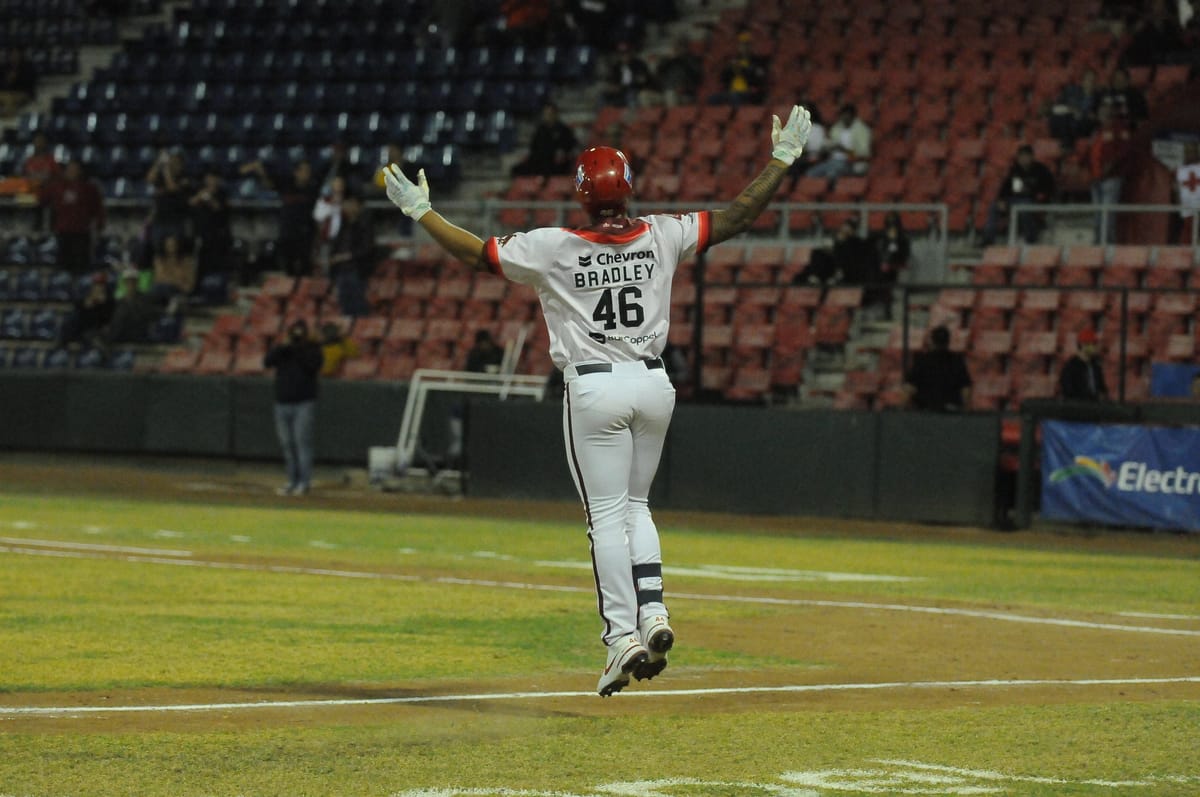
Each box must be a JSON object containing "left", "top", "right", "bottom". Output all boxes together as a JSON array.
[{"left": 1049, "top": 455, "right": 1117, "bottom": 488}]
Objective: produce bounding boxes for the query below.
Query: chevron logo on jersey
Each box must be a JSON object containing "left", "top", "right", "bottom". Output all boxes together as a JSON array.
[{"left": 578, "top": 255, "right": 592, "bottom": 267}]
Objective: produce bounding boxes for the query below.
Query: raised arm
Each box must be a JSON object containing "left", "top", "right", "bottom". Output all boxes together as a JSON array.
[
  {"left": 383, "top": 165, "right": 488, "bottom": 271},
  {"left": 708, "top": 105, "right": 811, "bottom": 247}
]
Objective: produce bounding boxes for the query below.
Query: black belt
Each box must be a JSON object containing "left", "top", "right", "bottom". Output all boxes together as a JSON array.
[{"left": 575, "top": 358, "right": 664, "bottom": 375}]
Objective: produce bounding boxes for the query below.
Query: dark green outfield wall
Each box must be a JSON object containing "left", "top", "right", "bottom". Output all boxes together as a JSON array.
[{"left": 0, "top": 372, "right": 1002, "bottom": 526}]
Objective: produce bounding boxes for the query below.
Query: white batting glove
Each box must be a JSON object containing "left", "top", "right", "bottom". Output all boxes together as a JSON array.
[
  {"left": 384, "top": 164, "right": 431, "bottom": 221},
  {"left": 771, "top": 105, "right": 812, "bottom": 166}
]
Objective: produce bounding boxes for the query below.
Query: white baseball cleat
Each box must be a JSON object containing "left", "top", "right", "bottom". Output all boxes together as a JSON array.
[
  {"left": 634, "top": 615, "right": 674, "bottom": 681},
  {"left": 596, "top": 634, "right": 649, "bottom": 697}
]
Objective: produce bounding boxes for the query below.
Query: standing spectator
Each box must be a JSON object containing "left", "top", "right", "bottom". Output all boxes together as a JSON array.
[
  {"left": 240, "top": 159, "right": 320, "bottom": 276},
  {"left": 1172, "top": 142, "right": 1199, "bottom": 245},
  {"left": 793, "top": 103, "right": 828, "bottom": 174},
  {"left": 870, "top": 211, "right": 910, "bottom": 319},
  {"left": 149, "top": 234, "right": 196, "bottom": 305},
  {"left": 318, "top": 320, "right": 359, "bottom": 377},
  {"left": 648, "top": 38, "right": 702, "bottom": 107},
  {"left": 981, "top": 145, "right": 1057, "bottom": 245},
  {"left": 312, "top": 175, "right": 347, "bottom": 268},
  {"left": 0, "top": 48, "right": 36, "bottom": 114},
  {"left": 1096, "top": 67, "right": 1149, "bottom": 127},
  {"left": 602, "top": 43, "right": 654, "bottom": 108},
  {"left": 264, "top": 319, "right": 324, "bottom": 496},
  {"left": 1046, "top": 69, "right": 1100, "bottom": 146},
  {"left": 708, "top": 32, "right": 767, "bottom": 106},
  {"left": 1059, "top": 328, "right": 1108, "bottom": 401},
  {"left": 326, "top": 191, "right": 375, "bottom": 317},
  {"left": 146, "top": 149, "right": 192, "bottom": 247},
  {"left": 188, "top": 167, "right": 232, "bottom": 285},
  {"left": 38, "top": 160, "right": 105, "bottom": 274},
  {"left": 806, "top": 104, "right": 871, "bottom": 179},
  {"left": 903, "top": 326, "right": 972, "bottom": 411},
  {"left": 510, "top": 103, "right": 578, "bottom": 177},
  {"left": 445, "top": 328, "right": 506, "bottom": 467},
  {"left": 1088, "top": 105, "right": 1133, "bottom": 244}
]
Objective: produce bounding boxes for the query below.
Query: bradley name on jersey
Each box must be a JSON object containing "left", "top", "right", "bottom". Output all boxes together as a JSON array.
[{"left": 573, "top": 250, "right": 657, "bottom": 290}]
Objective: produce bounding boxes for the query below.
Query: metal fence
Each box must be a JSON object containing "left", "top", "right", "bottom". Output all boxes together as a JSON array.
[{"left": 1010, "top": 202, "right": 1198, "bottom": 246}]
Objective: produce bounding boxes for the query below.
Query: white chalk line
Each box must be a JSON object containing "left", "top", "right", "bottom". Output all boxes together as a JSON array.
[
  {"left": 877, "top": 760, "right": 1196, "bottom": 789},
  {"left": 1, "top": 676, "right": 1198, "bottom": 718},
  {"left": 2, "top": 538, "right": 1198, "bottom": 637},
  {"left": 0, "top": 536, "right": 191, "bottom": 557}
]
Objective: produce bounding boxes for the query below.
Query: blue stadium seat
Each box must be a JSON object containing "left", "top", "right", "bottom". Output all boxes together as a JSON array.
[
  {"left": 1, "top": 308, "right": 30, "bottom": 339},
  {"left": 29, "top": 309, "right": 62, "bottom": 341},
  {"left": 16, "top": 269, "right": 44, "bottom": 302},
  {"left": 148, "top": 314, "right": 182, "bottom": 343},
  {"left": 45, "top": 270, "right": 76, "bottom": 302},
  {"left": 44, "top": 347, "right": 72, "bottom": 369},
  {"left": 75, "top": 347, "right": 107, "bottom": 369},
  {"left": 110, "top": 348, "right": 136, "bottom": 371},
  {"left": 11, "top": 346, "right": 41, "bottom": 368}
]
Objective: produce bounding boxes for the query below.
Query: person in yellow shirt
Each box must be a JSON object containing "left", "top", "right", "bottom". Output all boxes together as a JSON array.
[{"left": 319, "top": 321, "right": 359, "bottom": 377}]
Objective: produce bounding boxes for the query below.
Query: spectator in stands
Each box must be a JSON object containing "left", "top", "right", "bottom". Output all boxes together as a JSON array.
[
  {"left": 1096, "top": 67, "right": 1149, "bottom": 127},
  {"left": 106, "top": 267, "right": 161, "bottom": 345},
  {"left": 38, "top": 160, "right": 105, "bottom": 274},
  {"left": 980, "top": 145, "right": 1057, "bottom": 246},
  {"left": 188, "top": 167, "right": 232, "bottom": 285},
  {"left": 319, "top": 320, "right": 359, "bottom": 377},
  {"left": 511, "top": 102, "right": 579, "bottom": 177},
  {"left": 1088, "top": 105, "right": 1133, "bottom": 244},
  {"left": 22, "top": 132, "right": 60, "bottom": 193},
  {"left": 0, "top": 48, "right": 36, "bottom": 115},
  {"left": 240, "top": 158, "right": 319, "bottom": 276},
  {"left": 327, "top": 191, "right": 375, "bottom": 317},
  {"left": 1046, "top": 69, "right": 1100, "bottom": 146},
  {"left": 602, "top": 42, "right": 655, "bottom": 108},
  {"left": 60, "top": 272, "right": 114, "bottom": 346},
  {"left": 1121, "top": 1, "right": 1186, "bottom": 66},
  {"left": 708, "top": 32, "right": 767, "bottom": 106},
  {"left": 264, "top": 319, "right": 324, "bottom": 497},
  {"left": 312, "top": 175, "right": 348, "bottom": 270},
  {"left": 1059, "top": 328, "right": 1108, "bottom": 401},
  {"left": 149, "top": 234, "right": 196, "bottom": 306},
  {"left": 805, "top": 104, "right": 871, "bottom": 179},
  {"left": 146, "top": 149, "right": 193, "bottom": 247},
  {"left": 903, "top": 326, "right": 972, "bottom": 412},
  {"left": 795, "top": 218, "right": 876, "bottom": 286},
  {"left": 465, "top": 328, "right": 504, "bottom": 374},
  {"left": 647, "top": 37, "right": 702, "bottom": 107},
  {"left": 870, "top": 211, "right": 910, "bottom": 319},
  {"left": 319, "top": 140, "right": 355, "bottom": 192},
  {"left": 793, "top": 103, "right": 828, "bottom": 175}
]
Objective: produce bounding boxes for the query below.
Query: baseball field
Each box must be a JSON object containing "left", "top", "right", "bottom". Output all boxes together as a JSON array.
[{"left": 1, "top": 454, "right": 1198, "bottom": 797}]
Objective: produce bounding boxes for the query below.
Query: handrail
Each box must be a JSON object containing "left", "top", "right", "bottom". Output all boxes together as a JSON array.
[{"left": 1008, "top": 202, "right": 1199, "bottom": 246}]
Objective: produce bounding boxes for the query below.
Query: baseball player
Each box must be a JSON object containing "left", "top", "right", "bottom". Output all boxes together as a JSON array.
[{"left": 385, "top": 105, "right": 812, "bottom": 696}]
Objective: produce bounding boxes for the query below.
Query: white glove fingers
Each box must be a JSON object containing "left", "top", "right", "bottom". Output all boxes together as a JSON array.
[{"left": 417, "top": 168, "right": 428, "bottom": 194}]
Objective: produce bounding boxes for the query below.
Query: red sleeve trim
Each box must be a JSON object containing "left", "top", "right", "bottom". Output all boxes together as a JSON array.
[
  {"left": 695, "top": 211, "right": 711, "bottom": 255},
  {"left": 483, "top": 237, "right": 503, "bottom": 276}
]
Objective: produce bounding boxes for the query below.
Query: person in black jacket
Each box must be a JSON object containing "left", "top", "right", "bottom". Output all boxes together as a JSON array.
[
  {"left": 981, "top": 145, "right": 1057, "bottom": 245},
  {"left": 264, "top": 319, "right": 324, "bottom": 495},
  {"left": 904, "top": 325, "right": 972, "bottom": 411},
  {"left": 1059, "top": 328, "right": 1108, "bottom": 401}
]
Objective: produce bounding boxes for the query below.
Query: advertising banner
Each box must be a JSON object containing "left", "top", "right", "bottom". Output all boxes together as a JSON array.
[{"left": 1042, "top": 420, "right": 1200, "bottom": 531}]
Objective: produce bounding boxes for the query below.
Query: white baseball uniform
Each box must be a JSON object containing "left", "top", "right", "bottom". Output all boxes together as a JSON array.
[{"left": 484, "top": 212, "right": 712, "bottom": 645}]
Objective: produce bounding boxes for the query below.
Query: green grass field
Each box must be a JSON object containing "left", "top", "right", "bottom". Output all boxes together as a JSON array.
[{"left": 1, "top": 489, "right": 1198, "bottom": 796}]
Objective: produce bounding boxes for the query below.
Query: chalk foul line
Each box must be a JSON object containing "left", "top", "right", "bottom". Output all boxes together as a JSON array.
[{"left": 1, "top": 676, "right": 1197, "bottom": 718}]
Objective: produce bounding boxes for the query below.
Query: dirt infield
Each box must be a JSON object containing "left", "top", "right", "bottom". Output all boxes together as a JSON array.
[{"left": 2, "top": 451, "right": 1198, "bottom": 739}]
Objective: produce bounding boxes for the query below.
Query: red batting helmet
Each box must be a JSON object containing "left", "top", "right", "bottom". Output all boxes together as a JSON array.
[{"left": 574, "top": 146, "right": 634, "bottom": 218}]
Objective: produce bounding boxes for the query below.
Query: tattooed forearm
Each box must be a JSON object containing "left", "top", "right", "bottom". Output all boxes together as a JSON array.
[{"left": 709, "top": 160, "right": 789, "bottom": 245}]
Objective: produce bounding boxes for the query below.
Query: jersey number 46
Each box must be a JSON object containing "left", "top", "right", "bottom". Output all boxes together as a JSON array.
[{"left": 592, "top": 286, "right": 644, "bottom": 330}]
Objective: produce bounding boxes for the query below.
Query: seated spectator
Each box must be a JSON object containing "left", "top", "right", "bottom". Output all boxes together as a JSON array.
[
  {"left": 647, "top": 37, "right": 702, "bottom": 107},
  {"left": 1088, "top": 105, "right": 1133, "bottom": 244},
  {"left": 38, "top": 160, "right": 105, "bottom": 274},
  {"left": 150, "top": 234, "right": 196, "bottom": 305},
  {"left": 0, "top": 48, "right": 36, "bottom": 115},
  {"left": 240, "top": 158, "right": 319, "bottom": 276},
  {"left": 327, "top": 192, "right": 375, "bottom": 317},
  {"left": 146, "top": 148, "right": 193, "bottom": 247},
  {"left": 708, "top": 32, "right": 767, "bottom": 106},
  {"left": 465, "top": 329, "right": 504, "bottom": 374},
  {"left": 319, "top": 321, "right": 359, "bottom": 377},
  {"left": 1046, "top": 69, "right": 1099, "bottom": 146},
  {"left": 806, "top": 104, "right": 871, "bottom": 179},
  {"left": 870, "top": 211, "right": 910, "bottom": 318},
  {"left": 903, "top": 326, "right": 972, "bottom": 412},
  {"left": 602, "top": 43, "right": 654, "bottom": 108},
  {"left": 510, "top": 102, "right": 578, "bottom": 177},
  {"left": 793, "top": 103, "right": 828, "bottom": 175},
  {"left": 107, "top": 267, "right": 162, "bottom": 344},
  {"left": 1059, "top": 328, "right": 1108, "bottom": 401},
  {"left": 1095, "top": 67, "right": 1149, "bottom": 128},
  {"left": 188, "top": 167, "right": 232, "bottom": 285},
  {"left": 60, "top": 272, "right": 114, "bottom": 346},
  {"left": 795, "top": 219, "right": 877, "bottom": 286},
  {"left": 981, "top": 145, "right": 1057, "bottom": 245},
  {"left": 22, "top": 132, "right": 61, "bottom": 194}
]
